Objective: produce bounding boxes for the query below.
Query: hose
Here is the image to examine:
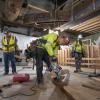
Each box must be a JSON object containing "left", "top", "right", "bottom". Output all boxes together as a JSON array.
[
  {"left": 0, "top": 83, "right": 39, "bottom": 98},
  {"left": 0, "top": 80, "right": 40, "bottom": 98}
]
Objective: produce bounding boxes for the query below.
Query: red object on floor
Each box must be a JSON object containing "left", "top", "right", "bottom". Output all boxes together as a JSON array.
[{"left": 13, "top": 74, "right": 30, "bottom": 83}]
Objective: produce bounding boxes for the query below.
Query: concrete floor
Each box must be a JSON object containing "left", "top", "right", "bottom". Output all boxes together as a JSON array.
[
  {"left": 0, "top": 64, "right": 100, "bottom": 100},
  {"left": 0, "top": 64, "right": 68, "bottom": 100}
]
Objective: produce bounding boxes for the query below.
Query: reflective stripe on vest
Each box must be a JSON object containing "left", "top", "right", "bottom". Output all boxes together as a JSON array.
[{"left": 2, "top": 36, "right": 15, "bottom": 52}]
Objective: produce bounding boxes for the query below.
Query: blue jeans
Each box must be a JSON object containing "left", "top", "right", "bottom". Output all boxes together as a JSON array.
[{"left": 3, "top": 52, "right": 16, "bottom": 74}]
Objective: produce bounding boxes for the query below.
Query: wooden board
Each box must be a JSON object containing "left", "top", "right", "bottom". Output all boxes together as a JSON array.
[{"left": 64, "top": 72, "right": 100, "bottom": 100}]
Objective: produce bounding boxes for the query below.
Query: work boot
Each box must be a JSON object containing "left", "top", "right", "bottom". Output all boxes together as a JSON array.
[
  {"left": 74, "top": 70, "right": 78, "bottom": 73},
  {"left": 12, "top": 72, "right": 17, "bottom": 75},
  {"left": 37, "top": 77, "right": 44, "bottom": 84},
  {"left": 78, "top": 69, "right": 83, "bottom": 72},
  {"left": 0, "top": 89, "right": 3, "bottom": 93},
  {"left": 3, "top": 72, "right": 8, "bottom": 75},
  {"left": 38, "top": 82, "right": 46, "bottom": 90}
]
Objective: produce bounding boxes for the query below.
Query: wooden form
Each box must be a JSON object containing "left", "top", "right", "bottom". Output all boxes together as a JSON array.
[{"left": 58, "top": 45, "right": 100, "bottom": 70}]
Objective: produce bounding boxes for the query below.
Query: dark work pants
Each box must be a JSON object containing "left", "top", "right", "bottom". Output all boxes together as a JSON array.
[
  {"left": 3, "top": 52, "right": 16, "bottom": 74},
  {"left": 35, "top": 47, "right": 51, "bottom": 84},
  {"left": 32, "top": 57, "right": 35, "bottom": 69},
  {"left": 75, "top": 52, "right": 82, "bottom": 71}
]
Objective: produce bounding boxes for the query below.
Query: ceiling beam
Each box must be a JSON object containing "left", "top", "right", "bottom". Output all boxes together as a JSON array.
[
  {"left": 82, "top": 27, "right": 100, "bottom": 33},
  {"left": 70, "top": 16, "right": 100, "bottom": 30},
  {"left": 88, "top": 29, "right": 100, "bottom": 33},
  {"left": 76, "top": 23, "right": 100, "bottom": 31}
]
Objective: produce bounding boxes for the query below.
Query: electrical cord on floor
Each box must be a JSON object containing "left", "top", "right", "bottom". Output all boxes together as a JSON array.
[
  {"left": 0, "top": 93, "right": 19, "bottom": 98},
  {"left": 0, "top": 91, "right": 36, "bottom": 98},
  {"left": 0, "top": 66, "right": 46, "bottom": 98},
  {"left": 0, "top": 87, "right": 37, "bottom": 98},
  {"left": 0, "top": 81, "right": 40, "bottom": 98}
]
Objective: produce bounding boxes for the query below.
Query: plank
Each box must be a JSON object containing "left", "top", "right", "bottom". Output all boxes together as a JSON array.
[{"left": 64, "top": 72, "right": 100, "bottom": 100}]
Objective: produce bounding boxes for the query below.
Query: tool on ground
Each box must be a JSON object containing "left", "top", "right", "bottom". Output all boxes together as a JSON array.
[
  {"left": 13, "top": 73, "right": 30, "bottom": 83},
  {"left": 51, "top": 61, "right": 70, "bottom": 86}
]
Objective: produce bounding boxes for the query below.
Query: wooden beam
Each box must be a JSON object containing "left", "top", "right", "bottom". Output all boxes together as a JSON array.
[
  {"left": 87, "top": 28, "right": 100, "bottom": 32},
  {"left": 70, "top": 16, "right": 100, "bottom": 30},
  {"left": 76, "top": 22, "right": 100, "bottom": 31}
]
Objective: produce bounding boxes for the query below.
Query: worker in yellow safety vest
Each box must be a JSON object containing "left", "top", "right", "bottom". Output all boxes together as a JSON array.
[
  {"left": 72, "top": 34, "right": 85, "bottom": 73},
  {"left": 33, "top": 32, "right": 70, "bottom": 85},
  {"left": 2, "top": 30, "right": 17, "bottom": 75}
]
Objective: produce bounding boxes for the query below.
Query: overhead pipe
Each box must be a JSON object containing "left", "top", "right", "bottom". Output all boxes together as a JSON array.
[
  {"left": 92, "top": 0, "right": 96, "bottom": 10},
  {"left": 28, "top": 4, "right": 49, "bottom": 13},
  {"left": 57, "top": 0, "right": 98, "bottom": 29},
  {"left": 55, "top": 0, "right": 80, "bottom": 12},
  {"left": 55, "top": 0, "right": 70, "bottom": 12},
  {"left": 56, "top": 1, "right": 100, "bottom": 30},
  {"left": 29, "top": 20, "right": 68, "bottom": 24}
]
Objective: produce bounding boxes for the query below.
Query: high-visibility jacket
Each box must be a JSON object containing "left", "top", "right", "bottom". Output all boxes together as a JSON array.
[
  {"left": 2, "top": 35, "right": 16, "bottom": 52},
  {"left": 73, "top": 40, "right": 84, "bottom": 53},
  {"left": 38, "top": 33, "right": 59, "bottom": 57}
]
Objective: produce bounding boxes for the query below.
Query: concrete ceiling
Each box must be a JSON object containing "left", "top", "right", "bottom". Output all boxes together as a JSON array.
[
  {"left": 0, "top": 0, "right": 69, "bottom": 36},
  {"left": 0, "top": 0, "right": 100, "bottom": 37}
]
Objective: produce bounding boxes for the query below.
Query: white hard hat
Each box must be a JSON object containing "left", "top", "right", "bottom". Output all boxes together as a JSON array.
[{"left": 78, "top": 34, "right": 83, "bottom": 39}]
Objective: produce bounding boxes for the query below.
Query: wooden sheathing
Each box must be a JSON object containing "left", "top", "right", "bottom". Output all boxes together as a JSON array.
[{"left": 58, "top": 45, "right": 100, "bottom": 69}]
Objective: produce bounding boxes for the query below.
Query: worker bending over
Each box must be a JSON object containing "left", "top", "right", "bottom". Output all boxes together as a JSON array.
[{"left": 34, "top": 32, "right": 69, "bottom": 85}]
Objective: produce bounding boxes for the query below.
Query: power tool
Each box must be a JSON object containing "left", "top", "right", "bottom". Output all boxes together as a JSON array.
[{"left": 50, "top": 58, "right": 70, "bottom": 86}]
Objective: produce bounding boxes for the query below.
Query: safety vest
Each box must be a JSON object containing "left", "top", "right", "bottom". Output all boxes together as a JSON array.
[
  {"left": 40, "top": 33, "right": 59, "bottom": 57},
  {"left": 2, "top": 35, "right": 16, "bottom": 52},
  {"left": 73, "top": 40, "right": 84, "bottom": 53}
]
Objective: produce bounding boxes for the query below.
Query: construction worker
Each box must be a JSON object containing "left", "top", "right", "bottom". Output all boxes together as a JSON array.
[
  {"left": 15, "top": 45, "right": 22, "bottom": 62},
  {"left": 34, "top": 32, "right": 69, "bottom": 85},
  {"left": 2, "top": 30, "right": 17, "bottom": 75},
  {"left": 72, "top": 34, "right": 85, "bottom": 73},
  {"left": 24, "top": 41, "right": 36, "bottom": 69}
]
